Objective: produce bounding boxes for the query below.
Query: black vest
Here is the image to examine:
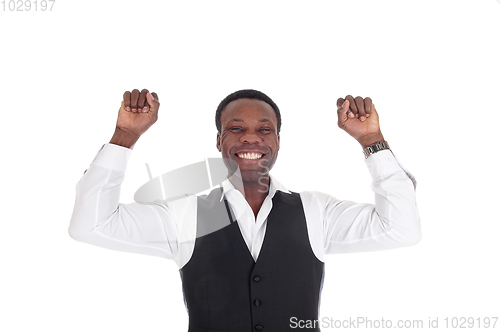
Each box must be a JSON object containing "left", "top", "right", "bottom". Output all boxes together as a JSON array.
[{"left": 180, "top": 189, "right": 324, "bottom": 332}]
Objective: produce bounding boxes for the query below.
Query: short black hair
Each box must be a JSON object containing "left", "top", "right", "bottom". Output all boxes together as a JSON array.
[{"left": 215, "top": 89, "right": 281, "bottom": 134}]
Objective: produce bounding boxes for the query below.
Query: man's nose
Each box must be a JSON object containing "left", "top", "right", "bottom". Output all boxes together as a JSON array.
[{"left": 240, "top": 132, "right": 262, "bottom": 144}]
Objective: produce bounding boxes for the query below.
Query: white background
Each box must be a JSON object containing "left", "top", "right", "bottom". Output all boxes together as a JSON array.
[{"left": 1, "top": 0, "right": 499, "bottom": 331}]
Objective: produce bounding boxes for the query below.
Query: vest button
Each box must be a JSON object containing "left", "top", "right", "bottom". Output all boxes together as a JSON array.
[
  {"left": 253, "top": 275, "right": 261, "bottom": 282},
  {"left": 254, "top": 325, "right": 263, "bottom": 331},
  {"left": 254, "top": 299, "right": 262, "bottom": 306}
]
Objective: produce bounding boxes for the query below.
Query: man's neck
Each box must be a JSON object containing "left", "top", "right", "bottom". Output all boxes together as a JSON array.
[{"left": 229, "top": 175, "right": 271, "bottom": 218}]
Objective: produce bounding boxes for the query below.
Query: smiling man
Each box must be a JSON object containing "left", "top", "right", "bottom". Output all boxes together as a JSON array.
[{"left": 69, "top": 88, "right": 421, "bottom": 332}]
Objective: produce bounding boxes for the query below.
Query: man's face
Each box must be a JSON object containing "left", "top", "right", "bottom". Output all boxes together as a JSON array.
[{"left": 216, "top": 98, "right": 280, "bottom": 183}]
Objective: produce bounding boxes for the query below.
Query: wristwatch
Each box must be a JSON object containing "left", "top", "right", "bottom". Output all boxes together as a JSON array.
[{"left": 363, "top": 140, "right": 390, "bottom": 159}]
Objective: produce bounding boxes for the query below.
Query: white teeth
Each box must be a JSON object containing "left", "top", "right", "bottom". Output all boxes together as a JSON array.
[{"left": 238, "top": 152, "right": 263, "bottom": 160}]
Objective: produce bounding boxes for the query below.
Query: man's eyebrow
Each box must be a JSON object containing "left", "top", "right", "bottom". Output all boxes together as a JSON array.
[{"left": 228, "top": 119, "right": 270, "bottom": 123}]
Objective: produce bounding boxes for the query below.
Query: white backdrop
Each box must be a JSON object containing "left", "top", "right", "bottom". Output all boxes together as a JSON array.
[{"left": 1, "top": 0, "right": 499, "bottom": 331}]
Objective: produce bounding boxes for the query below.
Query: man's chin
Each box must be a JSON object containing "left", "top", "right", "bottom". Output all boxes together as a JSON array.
[
  {"left": 223, "top": 156, "right": 272, "bottom": 184},
  {"left": 239, "top": 169, "right": 269, "bottom": 183}
]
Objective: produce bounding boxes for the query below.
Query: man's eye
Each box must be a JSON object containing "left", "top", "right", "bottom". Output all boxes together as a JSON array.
[
  {"left": 259, "top": 128, "right": 271, "bottom": 132},
  {"left": 230, "top": 127, "right": 243, "bottom": 132}
]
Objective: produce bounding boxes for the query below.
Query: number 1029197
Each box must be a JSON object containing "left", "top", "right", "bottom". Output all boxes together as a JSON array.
[{"left": 1, "top": 0, "right": 55, "bottom": 11}]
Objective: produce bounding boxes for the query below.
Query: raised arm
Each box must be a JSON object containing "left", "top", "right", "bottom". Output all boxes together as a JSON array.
[
  {"left": 321, "top": 96, "right": 421, "bottom": 253},
  {"left": 68, "top": 90, "right": 183, "bottom": 260}
]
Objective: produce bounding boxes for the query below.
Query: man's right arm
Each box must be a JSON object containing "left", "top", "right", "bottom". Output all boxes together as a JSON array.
[
  {"left": 68, "top": 143, "right": 179, "bottom": 259},
  {"left": 68, "top": 89, "right": 180, "bottom": 259}
]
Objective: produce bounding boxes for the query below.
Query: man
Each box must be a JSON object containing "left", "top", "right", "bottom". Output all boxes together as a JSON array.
[{"left": 69, "top": 88, "right": 421, "bottom": 332}]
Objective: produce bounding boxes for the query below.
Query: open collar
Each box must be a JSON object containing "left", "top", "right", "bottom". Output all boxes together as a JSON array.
[{"left": 219, "top": 174, "right": 291, "bottom": 202}]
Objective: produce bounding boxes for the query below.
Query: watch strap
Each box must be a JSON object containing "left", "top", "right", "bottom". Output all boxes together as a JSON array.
[{"left": 363, "top": 140, "right": 390, "bottom": 159}]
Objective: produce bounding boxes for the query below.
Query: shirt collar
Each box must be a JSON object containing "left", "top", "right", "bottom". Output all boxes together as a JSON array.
[{"left": 219, "top": 174, "right": 291, "bottom": 202}]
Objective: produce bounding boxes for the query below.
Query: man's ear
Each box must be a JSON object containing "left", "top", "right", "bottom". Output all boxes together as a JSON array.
[{"left": 216, "top": 133, "right": 221, "bottom": 152}]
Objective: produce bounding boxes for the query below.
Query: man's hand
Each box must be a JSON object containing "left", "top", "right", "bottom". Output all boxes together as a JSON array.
[
  {"left": 110, "top": 89, "right": 160, "bottom": 149},
  {"left": 337, "top": 95, "right": 385, "bottom": 149}
]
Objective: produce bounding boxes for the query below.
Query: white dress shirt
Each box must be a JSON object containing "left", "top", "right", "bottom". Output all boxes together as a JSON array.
[{"left": 69, "top": 143, "right": 421, "bottom": 268}]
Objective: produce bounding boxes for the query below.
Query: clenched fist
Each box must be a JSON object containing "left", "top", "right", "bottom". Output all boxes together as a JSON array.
[
  {"left": 337, "top": 95, "right": 385, "bottom": 149},
  {"left": 110, "top": 89, "right": 160, "bottom": 149}
]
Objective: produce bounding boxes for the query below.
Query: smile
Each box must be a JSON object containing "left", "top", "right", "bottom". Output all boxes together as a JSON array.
[{"left": 236, "top": 152, "right": 264, "bottom": 160}]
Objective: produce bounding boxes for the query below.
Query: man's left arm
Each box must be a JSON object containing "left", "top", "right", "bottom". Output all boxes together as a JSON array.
[{"left": 321, "top": 96, "right": 421, "bottom": 253}]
